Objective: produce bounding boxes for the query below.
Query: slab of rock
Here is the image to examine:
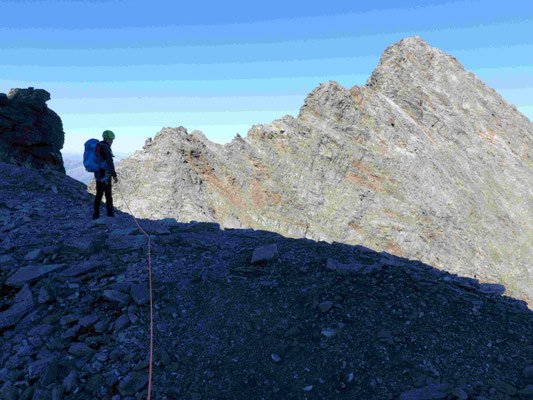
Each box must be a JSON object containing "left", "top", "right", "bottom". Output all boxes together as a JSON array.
[
  {"left": 61, "top": 239, "right": 96, "bottom": 256},
  {"left": 24, "top": 249, "right": 43, "bottom": 261},
  {"left": 399, "top": 383, "right": 450, "bottom": 400},
  {"left": 118, "top": 371, "right": 149, "bottom": 396},
  {"left": 62, "top": 370, "right": 78, "bottom": 393},
  {"left": 251, "top": 244, "right": 278, "bottom": 264},
  {"left": 130, "top": 283, "right": 150, "bottom": 306},
  {"left": 5, "top": 263, "right": 67, "bottom": 287},
  {"left": 68, "top": 343, "right": 93, "bottom": 357},
  {"left": 59, "top": 259, "right": 109, "bottom": 278},
  {"left": 0, "top": 284, "right": 34, "bottom": 329},
  {"left": 326, "top": 258, "right": 382, "bottom": 275},
  {"left": 102, "top": 289, "right": 131, "bottom": 305}
]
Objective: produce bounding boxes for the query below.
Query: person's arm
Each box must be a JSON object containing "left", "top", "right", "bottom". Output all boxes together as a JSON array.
[{"left": 101, "top": 144, "right": 117, "bottom": 177}]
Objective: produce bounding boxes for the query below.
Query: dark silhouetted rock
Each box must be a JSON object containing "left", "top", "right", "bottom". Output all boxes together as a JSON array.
[{"left": 0, "top": 87, "right": 65, "bottom": 173}]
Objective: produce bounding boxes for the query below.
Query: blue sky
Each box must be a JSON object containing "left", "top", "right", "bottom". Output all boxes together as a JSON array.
[{"left": 1, "top": 0, "right": 532, "bottom": 156}]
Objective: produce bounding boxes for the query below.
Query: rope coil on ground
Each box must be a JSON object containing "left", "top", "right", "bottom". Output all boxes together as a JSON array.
[{"left": 115, "top": 179, "right": 154, "bottom": 400}]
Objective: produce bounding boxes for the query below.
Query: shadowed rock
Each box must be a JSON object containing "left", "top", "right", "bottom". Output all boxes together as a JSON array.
[{"left": 0, "top": 87, "right": 65, "bottom": 173}]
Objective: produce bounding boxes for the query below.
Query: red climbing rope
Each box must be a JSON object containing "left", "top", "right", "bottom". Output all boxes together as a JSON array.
[{"left": 115, "top": 179, "right": 154, "bottom": 400}]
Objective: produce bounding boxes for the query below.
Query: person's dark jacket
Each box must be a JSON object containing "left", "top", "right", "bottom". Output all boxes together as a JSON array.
[{"left": 94, "top": 141, "right": 117, "bottom": 181}]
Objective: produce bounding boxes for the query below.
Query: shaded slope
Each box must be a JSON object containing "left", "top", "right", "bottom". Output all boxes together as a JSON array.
[{"left": 2, "top": 161, "right": 533, "bottom": 399}]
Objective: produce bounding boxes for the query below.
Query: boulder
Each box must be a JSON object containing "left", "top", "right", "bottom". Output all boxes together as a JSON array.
[{"left": 0, "top": 88, "right": 65, "bottom": 173}]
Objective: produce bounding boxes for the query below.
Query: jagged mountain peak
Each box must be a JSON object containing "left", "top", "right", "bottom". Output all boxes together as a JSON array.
[{"left": 96, "top": 36, "right": 533, "bottom": 306}]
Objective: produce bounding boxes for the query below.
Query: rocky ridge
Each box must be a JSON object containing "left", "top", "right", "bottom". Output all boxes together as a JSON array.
[
  {"left": 94, "top": 36, "right": 533, "bottom": 305},
  {"left": 0, "top": 88, "right": 65, "bottom": 173},
  {"left": 2, "top": 161, "right": 533, "bottom": 399}
]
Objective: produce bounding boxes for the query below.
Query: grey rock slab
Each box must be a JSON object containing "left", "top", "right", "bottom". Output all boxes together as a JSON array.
[
  {"left": 31, "top": 389, "right": 51, "bottom": 400},
  {"left": 478, "top": 283, "right": 506, "bottom": 295},
  {"left": 61, "top": 239, "right": 96, "bottom": 256},
  {"left": 109, "top": 228, "right": 140, "bottom": 236},
  {"left": 251, "top": 244, "right": 278, "bottom": 264},
  {"left": 399, "top": 383, "right": 451, "bottom": 400},
  {"left": 326, "top": 258, "right": 382, "bottom": 275},
  {"left": 102, "top": 289, "right": 131, "bottom": 305},
  {"left": 130, "top": 283, "right": 150, "bottom": 305},
  {"left": 24, "top": 249, "right": 43, "bottom": 261},
  {"left": 67, "top": 343, "right": 93, "bottom": 357},
  {"left": 118, "top": 371, "right": 149, "bottom": 396},
  {"left": 78, "top": 314, "right": 99, "bottom": 328},
  {"left": 28, "top": 357, "right": 55, "bottom": 379},
  {"left": 0, "top": 254, "right": 15, "bottom": 266},
  {"left": 5, "top": 263, "right": 67, "bottom": 287},
  {"left": 59, "top": 258, "right": 110, "bottom": 277},
  {"left": 113, "top": 314, "right": 130, "bottom": 332},
  {"left": 318, "top": 301, "right": 333, "bottom": 313},
  {"left": 0, "top": 284, "right": 35, "bottom": 329},
  {"left": 37, "top": 286, "right": 54, "bottom": 304}
]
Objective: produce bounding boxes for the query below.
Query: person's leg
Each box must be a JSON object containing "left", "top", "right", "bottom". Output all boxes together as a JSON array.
[
  {"left": 104, "top": 180, "right": 114, "bottom": 216},
  {"left": 93, "top": 180, "right": 104, "bottom": 219}
]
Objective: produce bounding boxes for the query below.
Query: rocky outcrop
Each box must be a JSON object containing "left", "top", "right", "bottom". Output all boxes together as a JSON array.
[
  {"left": 0, "top": 87, "right": 65, "bottom": 173},
  {"left": 1, "top": 161, "right": 533, "bottom": 399},
  {"left": 98, "top": 36, "right": 533, "bottom": 305}
]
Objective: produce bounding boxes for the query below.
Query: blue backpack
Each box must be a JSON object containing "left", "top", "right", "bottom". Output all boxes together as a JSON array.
[{"left": 83, "top": 139, "right": 105, "bottom": 172}]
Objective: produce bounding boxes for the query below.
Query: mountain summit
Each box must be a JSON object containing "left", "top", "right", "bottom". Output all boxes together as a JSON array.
[{"left": 90, "top": 36, "right": 533, "bottom": 304}]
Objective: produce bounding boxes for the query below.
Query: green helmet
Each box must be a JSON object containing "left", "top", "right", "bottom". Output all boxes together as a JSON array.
[{"left": 102, "top": 130, "right": 115, "bottom": 140}]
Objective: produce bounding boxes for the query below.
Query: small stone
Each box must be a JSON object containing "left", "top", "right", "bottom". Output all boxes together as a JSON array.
[
  {"left": 103, "top": 289, "right": 131, "bottom": 305},
  {"left": 60, "top": 313, "right": 80, "bottom": 326},
  {"left": 68, "top": 342, "right": 93, "bottom": 357},
  {"left": 318, "top": 301, "right": 333, "bottom": 313},
  {"left": 321, "top": 327, "right": 338, "bottom": 337},
  {"left": 31, "top": 389, "right": 50, "bottom": 400},
  {"left": 38, "top": 286, "right": 54, "bottom": 304},
  {"left": 399, "top": 383, "right": 450, "bottom": 400},
  {"left": 1, "top": 383, "right": 18, "bottom": 400},
  {"left": 0, "top": 284, "right": 35, "bottom": 329},
  {"left": 303, "top": 385, "right": 313, "bottom": 391},
  {"left": 86, "top": 374, "right": 105, "bottom": 395},
  {"left": 130, "top": 283, "right": 150, "bottom": 305},
  {"left": 79, "top": 314, "right": 99, "bottom": 328},
  {"left": 24, "top": 249, "right": 43, "bottom": 261},
  {"left": 251, "top": 244, "right": 278, "bottom": 264},
  {"left": 271, "top": 354, "right": 281, "bottom": 363},
  {"left": 62, "top": 370, "right": 78, "bottom": 393},
  {"left": 94, "top": 319, "right": 110, "bottom": 333},
  {"left": 113, "top": 314, "right": 130, "bottom": 332},
  {"left": 128, "top": 308, "right": 139, "bottom": 324},
  {"left": 118, "top": 371, "right": 149, "bottom": 396},
  {"left": 451, "top": 387, "right": 468, "bottom": 400},
  {"left": 0, "top": 254, "right": 15, "bottom": 266},
  {"left": 96, "top": 352, "right": 109, "bottom": 362}
]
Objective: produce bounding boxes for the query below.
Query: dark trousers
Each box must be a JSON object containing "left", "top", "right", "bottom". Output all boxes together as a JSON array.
[{"left": 93, "top": 180, "right": 113, "bottom": 217}]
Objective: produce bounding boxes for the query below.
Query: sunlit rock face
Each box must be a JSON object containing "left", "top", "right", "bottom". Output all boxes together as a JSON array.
[{"left": 101, "top": 36, "right": 533, "bottom": 304}]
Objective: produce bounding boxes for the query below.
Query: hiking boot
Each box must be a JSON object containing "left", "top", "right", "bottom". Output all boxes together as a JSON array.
[{"left": 107, "top": 212, "right": 115, "bottom": 218}]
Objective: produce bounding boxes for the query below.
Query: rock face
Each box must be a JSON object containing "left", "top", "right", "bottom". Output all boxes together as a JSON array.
[
  {"left": 2, "top": 160, "right": 533, "bottom": 399},
  {"left": 97, "top": 36, "right": 533, "bottom": 304},
  {"left": 0, "top": 87, "right": 65, "bottom": 173}
]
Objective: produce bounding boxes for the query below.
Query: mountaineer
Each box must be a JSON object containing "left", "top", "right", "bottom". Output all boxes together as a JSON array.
[{"left": 92, "top": 130, "right": 119, "bottom": 220}]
